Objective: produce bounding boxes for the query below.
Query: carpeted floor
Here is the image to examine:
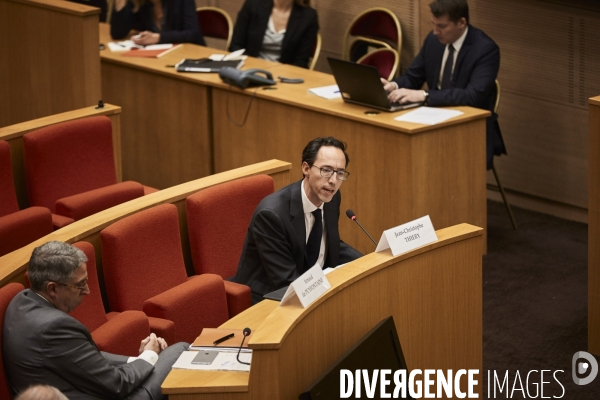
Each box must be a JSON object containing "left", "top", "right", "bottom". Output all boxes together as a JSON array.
[{"left": 483, "top": 200, "right": 600, "bottom": 399}]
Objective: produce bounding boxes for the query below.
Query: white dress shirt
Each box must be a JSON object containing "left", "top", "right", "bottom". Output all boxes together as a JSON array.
[{"left": 301, "top": 179, "right": 326, "bottom": 269}]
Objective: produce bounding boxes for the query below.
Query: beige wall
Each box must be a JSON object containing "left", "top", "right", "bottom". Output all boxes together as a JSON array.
[{"left": 198, "top": 0, "right": 600, "bottom": 219}]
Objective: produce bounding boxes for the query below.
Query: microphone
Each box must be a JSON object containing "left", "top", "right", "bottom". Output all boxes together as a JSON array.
[
  {"left": 346, "top": 209, "right": 377, "bottom": 246},
  {"left": 236, "top": 327, "right": 251, "bottom": 365}
]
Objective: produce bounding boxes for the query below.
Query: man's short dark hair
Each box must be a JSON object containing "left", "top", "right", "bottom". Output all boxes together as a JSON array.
[
  {"left": 429, "top": 0, "right": 469, "bottom": 24},
  {"left": 301, "top": 137, "right": 350, "bottom": 169},
  {"left": 28, "top": 241, "right": 87, "bottom": 291}
]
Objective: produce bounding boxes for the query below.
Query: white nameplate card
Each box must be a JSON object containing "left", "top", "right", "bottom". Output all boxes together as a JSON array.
[
  {"left": 280, "top": 264, "right": 331, "bottom": 308},
  {"left": 375, "top": 215, "right": 438, "bottom": 256}
]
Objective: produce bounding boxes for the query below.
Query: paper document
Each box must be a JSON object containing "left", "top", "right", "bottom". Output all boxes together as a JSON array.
[
  {"left": 394, "top": 107, "right": 464, "bottom": 125},
  {"left": 209, "top": 49, "right": 248, "bottom": 61},
  {"left": 308, "top": 85, "right": 342, "bottom": 100},
  {"left": 108, "top": 41, "right": 175, "bottom": 52},
  {"left": 172, "top": 351, "right": 252, "bottom": 371},
  {"left": 189, "top": 346, "right": 252, "bottom": 353}
]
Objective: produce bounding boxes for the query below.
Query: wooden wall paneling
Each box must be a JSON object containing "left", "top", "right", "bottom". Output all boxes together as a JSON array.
[
  {"left": 0, "top": 0, "right": 101, "bottom": 127},
  {"left": 589, "top": 96, "right": 600, "bottom": 355},
  {"left": 472, "top": 0, "right": 600, "bottom": 210},
  {"left": 101, "top": 63, "right": 213, "bottom": 190},
  {"left": 0, "top": 105, "right": 122, "bottom": 209}
]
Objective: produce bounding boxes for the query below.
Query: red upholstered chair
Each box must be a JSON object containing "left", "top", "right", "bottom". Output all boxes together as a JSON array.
[
  {"left": 22, "top": 116, "right": 157, "bottom": 230},
  {"left": 101, "top": 204, "right": 229, "bottom": 343},
  {"left": 0, "top": 282, "right": 24, "bottom": 400},
  {"left": 342, "top": 8, "right": 402, "bottom": 62},
  {"left": 186, "top": 175, "right": 274, "bottom": 317},
  {"left": 196, "top": 7, "right": 233, "bottom": 49},
  {"left": 357, "top": 48, "right": 400, "bottom": 80},
  {"left": 0, "top": 141, "right": 52, "bottom": 257},
  {"left": 69, "top": 241, "right": 153, "bottom": 356}
]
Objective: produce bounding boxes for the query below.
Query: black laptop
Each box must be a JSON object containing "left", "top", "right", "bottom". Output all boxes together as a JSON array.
[{"left": 327, "top": 57, "right": 422, "bottom": 112}]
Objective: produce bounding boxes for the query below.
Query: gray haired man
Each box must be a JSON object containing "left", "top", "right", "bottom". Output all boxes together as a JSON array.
[{"left": 3, "top": 241, "right": 187, "bottom": 399}]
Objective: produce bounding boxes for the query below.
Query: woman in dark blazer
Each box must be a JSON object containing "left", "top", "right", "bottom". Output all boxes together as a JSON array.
[
  {"left": 111, "top": 0, "right": 206, "bottom": 46},
  {"left": 229, "top": 0, "right": 319, "bottom": 68}
]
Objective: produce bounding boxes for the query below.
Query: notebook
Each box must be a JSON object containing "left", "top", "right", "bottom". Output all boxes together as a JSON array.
[
  {"left": 327, "top": 57, "right": 422, "bottom": 112},
  {"left": 176, "top": 58, "right": 244, "bottom": 73}
]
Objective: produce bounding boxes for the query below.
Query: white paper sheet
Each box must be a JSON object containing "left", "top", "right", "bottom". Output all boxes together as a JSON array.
[
  {"left": 308, "top": 85, "right": 342, "bottom": 100},
  {"left": 394, "top": 107, "right": 464, "bottom": 125}
]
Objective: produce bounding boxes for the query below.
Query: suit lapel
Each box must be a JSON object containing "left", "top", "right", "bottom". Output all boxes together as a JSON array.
[
  {"left": 453, "top": 27, "right": 475, "bottom": 87},
  {"left": 282, "top": 4, "right": 301, "bottom": 52},
  {"left": 290, "top": 181, "right": 307, "bottom": 264},
  {"left": 431, "top": 40, "right": 446, "bottom": 89},
  {"left": 324, "top": 193, "right": 340, "bottom": 267}
]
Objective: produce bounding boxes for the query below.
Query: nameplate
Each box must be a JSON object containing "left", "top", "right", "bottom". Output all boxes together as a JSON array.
[
  {"left": 375, "top": 215, "right": 438, "bottom": 256},
  {"left": 280, "top": 264, "right": 331, "bottom": 308}
]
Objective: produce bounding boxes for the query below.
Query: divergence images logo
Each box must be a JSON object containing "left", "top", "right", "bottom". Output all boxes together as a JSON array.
[{"left": 572, "top": 351, "right": 598, "bottom": 385}]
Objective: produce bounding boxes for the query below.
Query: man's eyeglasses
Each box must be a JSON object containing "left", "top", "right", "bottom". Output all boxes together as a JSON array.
[
  {"left": 311, "top": 165, "right": 350, "bottom": 181},
  {"left": 55, "top": 281, "right": 88, "bottom": 292}
]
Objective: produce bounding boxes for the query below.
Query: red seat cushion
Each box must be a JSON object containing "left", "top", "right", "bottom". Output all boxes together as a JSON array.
[
  {"left": 55, "top": 181, "right": 144, "bottom": 221},
  {"left": 0, "top": 283, "right": 24, "bottom": 400},
  {"left": 0, "top": 207, "right": 52, "bottom": 257},
  {"left": 101, "top": 204, "right": 189, "bottom": 312},
  {"left": 23, "top": 116, "right": 118, "bottom": 212},
  {"left": 0, "top": 141, "right": 19, "bottom": 217},
  {"left": 91, "top": 311, "right": 150, "bottom": 357},
  {"left": 186, "top": 175, "right": 274, "bottom": 278}
]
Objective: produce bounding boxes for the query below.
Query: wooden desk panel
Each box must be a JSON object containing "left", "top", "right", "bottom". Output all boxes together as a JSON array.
[
  {"left": 0, "top": 0, "right": 101, "bottom": 127},
  {"left": 162, "top": 223, "right": 483, "bottom": 399},
  {"left": 589, "top": 95, "right": 600, "bottom": 355}
]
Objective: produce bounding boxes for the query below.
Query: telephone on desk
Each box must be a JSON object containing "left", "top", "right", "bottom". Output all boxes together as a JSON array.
[{"left": 219, "top": 67, "right": 276, "bottom": 89}]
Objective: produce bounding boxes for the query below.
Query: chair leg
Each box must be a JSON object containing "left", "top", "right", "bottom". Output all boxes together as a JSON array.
[{"left": 492, "top": 165, "right": 518, "bottom": 230}]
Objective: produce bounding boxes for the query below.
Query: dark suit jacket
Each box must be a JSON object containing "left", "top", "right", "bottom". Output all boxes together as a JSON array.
[
  {"left": 110, "top": 0, "right": 206, "bottom": 45},
  {"left": 233, "top": 180, "right": 361, "bottom": 301},
  {"left": 3, "top": 290, "right": 154, "bottom": 399},
  {"left": 229, "top": 0, "right": 319, "bottom": 68},
  {"left": 393, "top": 25, "right": 506, "bottom": 169}
]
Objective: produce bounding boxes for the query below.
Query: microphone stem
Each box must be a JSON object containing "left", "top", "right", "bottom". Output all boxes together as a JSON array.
[{"left": 354, "top": 219, "right": 377, "bottom": 246}]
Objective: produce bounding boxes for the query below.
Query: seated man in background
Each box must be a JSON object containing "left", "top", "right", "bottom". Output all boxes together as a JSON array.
[
  {"left": 382, "top": 0, "right": 506, "bottom": 169},
  {"left": 111, "top": 0, "right": 206, "bottom": 45},
  {"left": 233, "top": 137, "right": 362, "bottom": 304},
  {"left": 3, "top": 241, "right": 187, "bottom": 400},
  {"left": 229, "top": 0, "right": 319, "bottom": 68}
]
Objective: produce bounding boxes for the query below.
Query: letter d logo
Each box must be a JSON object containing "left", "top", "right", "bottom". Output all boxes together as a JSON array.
[{"left": 572, "top": 351, "right": 598, "bottom": 385}]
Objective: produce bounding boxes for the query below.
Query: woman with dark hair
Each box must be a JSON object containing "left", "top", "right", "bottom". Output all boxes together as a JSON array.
[
  {"left": 229, "top": 0, "right": 319, "bottom": 68},
  {"left": 110, "top": 0, "right": 206, "bottom": 46}
]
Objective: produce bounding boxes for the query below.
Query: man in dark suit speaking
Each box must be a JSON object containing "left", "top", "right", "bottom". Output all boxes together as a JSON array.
[
  {"left": 382, "top": 0, "right": 506, "bottom": 169},
  {"left": 3, "top": 241, "right": 187, "bottom": 399},
  {"left": 233, "top": 137, "right": 362, "bottom": 304}
]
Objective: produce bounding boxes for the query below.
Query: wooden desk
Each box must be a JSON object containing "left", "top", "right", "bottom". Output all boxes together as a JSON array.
[
  {"left": 0, "top": 0, "right": 101, "bottom": 127},
  {"left": 162, "top": 223, "right": 484, "bottom": 399},
  {"left": 589, "top": 95, "right": 600, "bottom": 355},
  {"left": 99, "top": 24, "right": 489, "bottom": 255}
]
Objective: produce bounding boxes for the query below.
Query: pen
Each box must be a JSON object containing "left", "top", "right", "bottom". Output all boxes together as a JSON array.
[
  {"left": 334, "top": 90, "right": 340, "bottom": 93},
  {"left": 213, "top": 333, "right": 235, "bottom": 345}
]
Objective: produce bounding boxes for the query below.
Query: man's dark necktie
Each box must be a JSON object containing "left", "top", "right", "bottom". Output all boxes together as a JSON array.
[
  {"left": 306, "top": 209, "right": 322, "bottom": 269},
  {"left": 440, "top": 44, "right": 455, "bottom": 90}
]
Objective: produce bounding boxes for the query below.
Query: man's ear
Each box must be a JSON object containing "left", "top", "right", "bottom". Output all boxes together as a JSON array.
[
  {"left": 301, "top": 161, "right": 310, "bottom": 178},
  {"left": 458, "top": 17, "right": 467, "bottom": 29},
  {"left": 46, "top": 281, "right": 58, "bottom": 297}
]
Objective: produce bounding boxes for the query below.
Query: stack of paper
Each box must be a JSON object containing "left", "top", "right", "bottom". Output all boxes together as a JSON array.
[
  {"left": 308, "top": 85, "right": 342, "bottom": 100},
  {"left": 172, "top": 351, "right": 252, "bottom": 371},
  {"left": 394, "top": 107, "right": 464, "bottom": 125}
]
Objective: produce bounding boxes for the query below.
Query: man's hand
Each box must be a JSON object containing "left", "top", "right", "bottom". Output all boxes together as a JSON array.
[
  {"left": 132, "top": 31, "right": 160, "bottom": 45},
  {"left": 139, "top": 333, "right": 162, "bottom": 354},
  {"left": 388, "top": 88, "right": 426, "bottom": 104},
  {"left": 381, "top": 78, "right": 397, "bottom": 92}
]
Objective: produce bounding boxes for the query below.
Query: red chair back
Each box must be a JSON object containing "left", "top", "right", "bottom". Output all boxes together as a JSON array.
[
  {"left": 0, "top": 282, "right": 24, "bottom": 400},
  {"left": 186, "top": 175, "right": 274, "bottom": 278},
  {"left": 357, "top": 48, "right": 399, "bottom": 80},
  {"left": 23, "top": 116, "right": 117, "bottom": 212},
  {"left": 101, "top": 204, "right": 188, "bottom": 312},
  {"left": 70, "top": 242, "right": 109, "bottom": 332},
  {"left": 197, "top": 9, "right": 229, "bottom": 40},
  {"left": 0, "top": 141, "right": 19, "bottom": 217},
  {"left": 350, "top": 9, "right": 399, "bottom": 43}
]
